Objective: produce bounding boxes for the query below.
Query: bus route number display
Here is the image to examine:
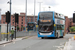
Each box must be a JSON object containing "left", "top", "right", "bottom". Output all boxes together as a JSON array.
[
  {"left": 40, "top": 20, "right": 51, "bottom": 22},
  {"left": 29, "top": 24, "right": 33, "bottom": 27}
]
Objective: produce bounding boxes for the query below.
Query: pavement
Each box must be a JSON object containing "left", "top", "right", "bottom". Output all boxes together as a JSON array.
[
  {"left": 63, "top": 36, "right": 75, "bottom": 50},
  {"left": 0, "top": 36, "right": 35, "bottom": 45}
]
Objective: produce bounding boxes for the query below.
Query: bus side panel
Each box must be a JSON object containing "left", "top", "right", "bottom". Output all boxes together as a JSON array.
[{"left": 60, "top": 30, "right": 62, "bottom": 36}]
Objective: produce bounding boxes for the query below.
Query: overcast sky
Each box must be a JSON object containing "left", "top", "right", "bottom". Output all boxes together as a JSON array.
[{"left": 0, "top": 0, "right": 75, "bottom": 19}]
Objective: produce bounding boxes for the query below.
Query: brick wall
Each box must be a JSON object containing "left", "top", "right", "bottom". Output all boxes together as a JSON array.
[{"left": 1, "top": 13, "right": 37, "bottom": 31}]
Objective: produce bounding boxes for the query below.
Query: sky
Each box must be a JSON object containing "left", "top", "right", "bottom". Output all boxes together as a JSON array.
[{"left": 0, "top": 0, "right": 75, "bottom": 19}]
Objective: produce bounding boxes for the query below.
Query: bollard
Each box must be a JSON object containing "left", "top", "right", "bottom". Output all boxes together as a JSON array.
[{"left": 74, "top": 35, "right": 75, "bottom": 40}]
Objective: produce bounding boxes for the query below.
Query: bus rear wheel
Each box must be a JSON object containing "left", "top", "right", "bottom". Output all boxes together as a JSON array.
[{"left": 60, "top": 36, "right": 63, "bottom": 38}]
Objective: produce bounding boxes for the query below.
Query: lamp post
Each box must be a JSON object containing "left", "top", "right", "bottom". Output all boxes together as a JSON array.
[
  {"left": 0, "top": 9, "right": 1, "bottom": 20},
  {"left": 25, "top": 0, "right": 27, "bottom": 31},
  {"left": 0, "top": 9, "right": 1, "bottom": 41},
  {"left": 34, "top": 0, "right": 36, "bottom": 23},
  {"left": 48, "top": 6, "right": 51, "bottom": 11},
  {"left": 38, "top": 2, "right": 42, "bottom": 12},
  {"left": 34, "top": 0, "right": 36, "bottom": 31}
]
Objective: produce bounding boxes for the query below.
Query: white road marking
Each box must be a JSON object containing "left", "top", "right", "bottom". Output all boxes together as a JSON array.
[
  {"left": 3, "top": 44, "right": 6, "bottom": 47},
  {"left": 13, "top": 42, "right": 15, "bottom": 44},
  {"left": 53, "top": 42, "right": 65, "bottom": 50}
]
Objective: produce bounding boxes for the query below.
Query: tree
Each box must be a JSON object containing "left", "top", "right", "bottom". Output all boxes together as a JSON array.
[
  {"left": 17, "top": 26, "right": 19, "bottom": 30},
  {"left": 21, "top": 26, "right": 25, "bottom": 31}
]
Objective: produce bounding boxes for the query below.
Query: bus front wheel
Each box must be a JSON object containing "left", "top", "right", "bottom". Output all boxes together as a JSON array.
[{"left": 41, "top": 37, "right": 44, "bottom": 39}]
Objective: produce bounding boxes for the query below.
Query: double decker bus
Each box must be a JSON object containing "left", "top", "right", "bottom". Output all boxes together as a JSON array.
[{"left": 37, "top": 11, "right": 65, "bottom": 39}]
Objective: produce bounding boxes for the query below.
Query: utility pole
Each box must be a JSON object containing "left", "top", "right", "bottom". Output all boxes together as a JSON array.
[
  {"left": 7, "top": 0, "right": 11, "bottom": 32},
  {"left": 38, "top": 2, "right": 42, "bottom": 12},
  {"left": 0, "top": 9, "right": 1, "bottom": 20},
  {"left": 0, "top": 9, "right": 1, "bottom": 41},
  {"left": 25, "top": 0, "right": 27, "bottom": 31},
  {"left": 34, "top": 0, "right": 36, "bottom": 31},
  {"left": 34, "top": 0, "right": 36, "bottom": 22}
]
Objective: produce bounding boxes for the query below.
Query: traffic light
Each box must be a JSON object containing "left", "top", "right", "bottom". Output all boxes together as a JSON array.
[
  {"left": 6, "top": 11, "right": 10, "bottom": 23},
  {"left": 15, "top": 13, "right": 19, "bottom": 23},
  {"left": 73, "top": 13, "right": 75, "bottom": 23}
]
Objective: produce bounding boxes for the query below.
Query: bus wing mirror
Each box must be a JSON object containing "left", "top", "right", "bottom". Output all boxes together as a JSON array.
[{"left": 38, "top": 20, "right": 39, "bottom": 25}]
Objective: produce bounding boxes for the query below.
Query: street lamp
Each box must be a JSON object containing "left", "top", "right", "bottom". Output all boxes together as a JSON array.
[
  {"left": 0, "top": 9, "right": 1, "bottom": 41},
  {"left": 25, "top": 0, "right": 27, "bottom": 31},
  {"left": 38, "top": 2, "right": 43, "bottom": 12},
  {"left": 0, "top": 9, "right": 1, "bottom": 20},
  {"left": 48, "top": 6, "right": 51, "bottom": 11},
  {"left": 34, "top": 0, "right": 36, "bottom": 23}
]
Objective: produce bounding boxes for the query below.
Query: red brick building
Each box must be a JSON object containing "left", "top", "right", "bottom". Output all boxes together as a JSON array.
[
  {"left": 64, "top": 16, "right": 69, "bottom": 33},
  {"left": 64, "top": 16, "right": 75, "bottom": 33},
  {"left": 1, "top": 13, "right": 37, "bottom": 31},
  {"left": 1, "top": 12, "right": 74, "bottom": 33}
]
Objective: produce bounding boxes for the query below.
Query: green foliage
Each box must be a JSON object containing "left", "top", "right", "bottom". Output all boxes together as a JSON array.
[
  {"left": 17, "top": 26, "right": 19, "bottom": 30},
  {"left": 70, "top": 26, "right": 75, "bottom": 32},
  {"left": 21, "top": 26, "right": 25, "bottom": 29}
]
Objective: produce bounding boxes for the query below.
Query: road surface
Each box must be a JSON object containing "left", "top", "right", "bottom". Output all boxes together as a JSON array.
[{"left": 0, "top": 34, "right": 74, "bottom": 50}]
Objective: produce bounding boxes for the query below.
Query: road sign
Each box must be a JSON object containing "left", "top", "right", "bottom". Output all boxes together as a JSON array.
[
  {"left": 25, "top": 24, "right": 27, "bottom": 26},
  {"left": 36, "top": 25, "right": 38, "bottom": 28}
]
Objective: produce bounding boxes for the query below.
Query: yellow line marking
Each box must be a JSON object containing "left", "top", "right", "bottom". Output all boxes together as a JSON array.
[{"left": 1, "top": 32, "right": 11, "bottom": 34}]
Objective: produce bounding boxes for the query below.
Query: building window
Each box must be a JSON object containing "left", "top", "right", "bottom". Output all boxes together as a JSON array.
[
  {"left": 29, "top": 17, "right": 30, "bottom": 19},
  {"left": 3, "top": 16, "right": 5, "bottom": 18},
  {"left": 13, "top": 22, "right": 14, "bottom": 24},
  {"left": 22, "top": 17, "right": 23, "bottom": 18},
  {"left": 59, "top": 14, "right": 61, "bottom": 16},
  {"left": 13, "top": 16, "right": 14, "bottom": 18},
  {"left": 21, "top": 22, "right": 23, "bottom": 24},
  {"left": 22, "top": 19, "right": 23, "bottom": 21},
  {"left": 3, "top": 22, "right": 5, "bottom": 24},
  {"left": 3, "top": 19, "right": 5, "bottom": 21},
  {"left": 13, "top": 19, "right": 14, "bottom": 21},
  {"left": 27, "top": 17, "right": 28, "bottom": 19},
  {"left": 70, "top": 19, "right": 71, "bottom": 21},
  {"left": 31, "top": 18, "right": 33, "bottom": 22},
  {"left": 36, "top": 18, "right": 37, "bottom": 20}
]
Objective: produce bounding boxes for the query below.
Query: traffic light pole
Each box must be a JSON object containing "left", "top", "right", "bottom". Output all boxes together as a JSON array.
[
  {"left": 7, "top": 22, "right": 8, "bottom": 41},
  {"left": 15, "top": 23, "right": 16, "bottom": 39},
  {"left": 6, "top": 11, "right": 10, "bottom": 41},
  {"left": 14, "top": 13, "right": 19, "bottom": 39},
  {"left": 9, "top": 0, "right": 11, "bottom": 32}
]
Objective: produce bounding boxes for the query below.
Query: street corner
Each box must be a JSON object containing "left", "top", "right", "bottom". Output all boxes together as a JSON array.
[{"left": 0, "top": 40, "right": 13, "bottom": 45}]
